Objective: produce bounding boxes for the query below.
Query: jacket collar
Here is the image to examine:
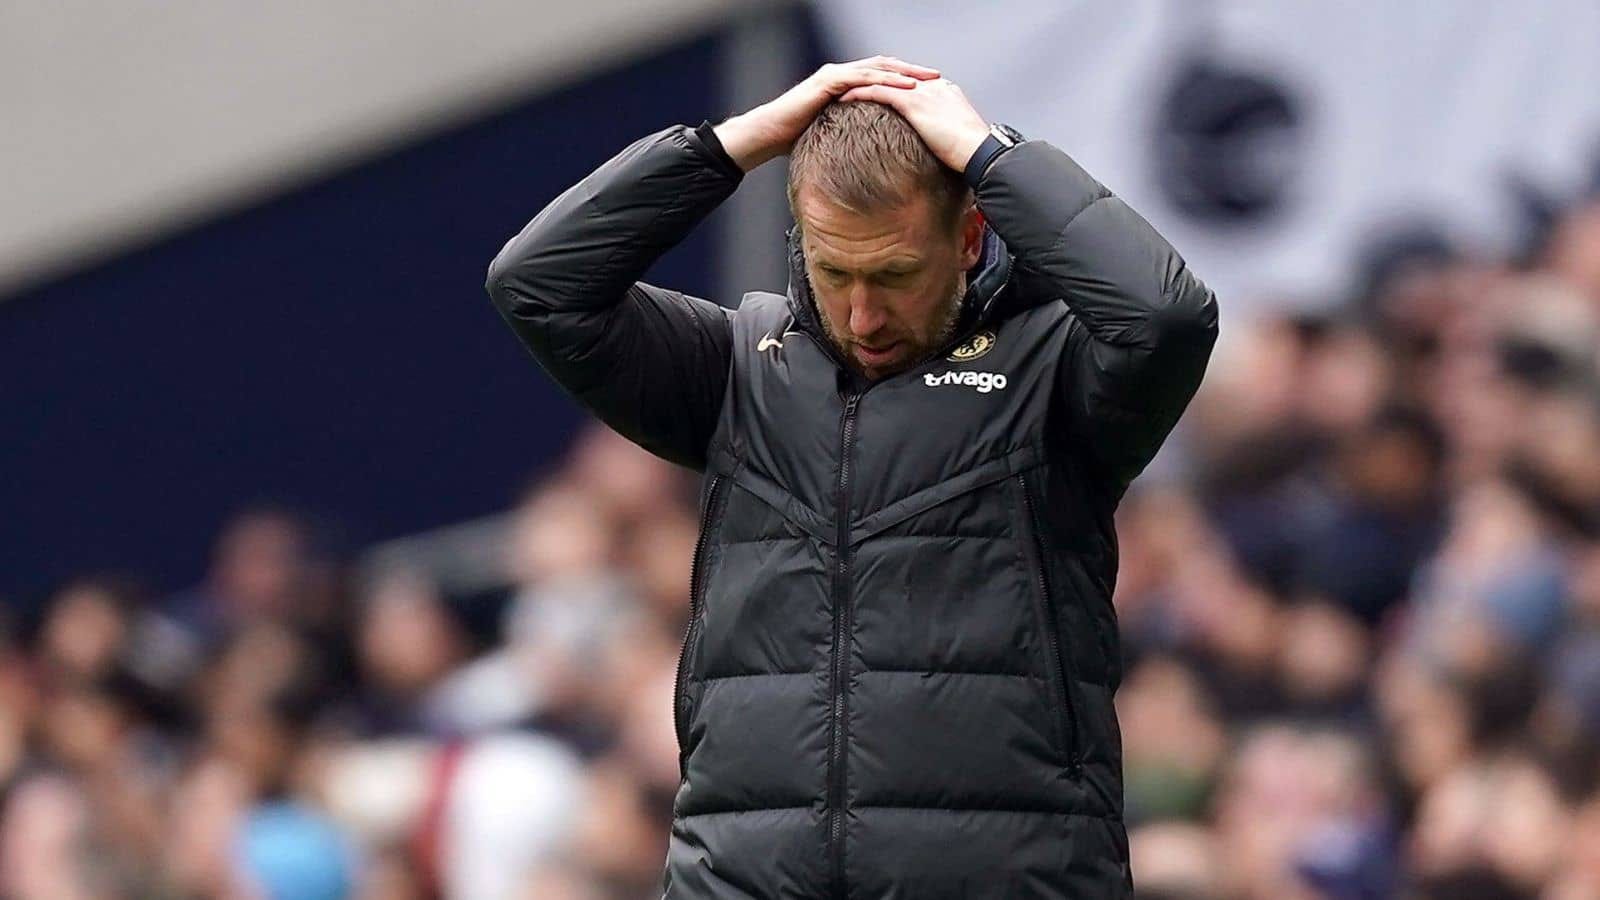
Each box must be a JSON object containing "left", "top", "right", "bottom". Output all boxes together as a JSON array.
[{"left": 783, "top": 221, "right": 1015, "bottom": 372}]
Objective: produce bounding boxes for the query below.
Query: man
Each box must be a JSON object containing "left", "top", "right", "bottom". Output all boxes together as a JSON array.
[{"left": 486, "top": 57, "right": 1218, "bottom": 899}]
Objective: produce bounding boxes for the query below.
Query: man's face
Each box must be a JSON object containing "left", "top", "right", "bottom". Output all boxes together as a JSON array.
[{"left": 798, "top": 186, "right": 983, "bottom": 380}]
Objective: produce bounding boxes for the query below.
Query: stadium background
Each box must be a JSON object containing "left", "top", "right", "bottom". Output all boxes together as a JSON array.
[{"left": 4, "top": 1, "right": 1600, "bottom": 897}]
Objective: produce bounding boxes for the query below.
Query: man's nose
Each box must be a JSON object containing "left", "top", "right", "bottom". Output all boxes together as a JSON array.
[{"left": 848, "top": 285, "right": 886, "bottom": 337}]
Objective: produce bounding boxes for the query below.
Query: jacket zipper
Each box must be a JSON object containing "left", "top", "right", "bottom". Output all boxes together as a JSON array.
[
  {"left": 674, "top": 474, "right": 728, "bottom": 772},
  {"left": 828, "top": 391, "right": 861, "bottom": 899},
  {"left": 1017, "top": 472, "right": 1083, "bottom": 776}
]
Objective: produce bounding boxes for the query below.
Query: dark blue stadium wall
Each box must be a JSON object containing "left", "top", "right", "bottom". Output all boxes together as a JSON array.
[{"left": 0, "top": 31, "right": 763, "bottom": 607}]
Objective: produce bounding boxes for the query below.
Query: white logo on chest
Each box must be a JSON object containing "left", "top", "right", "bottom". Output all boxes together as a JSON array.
[
  {"left": 923, "top": 370, "right": 1009, "bottom": 393},
  {"left": 758, "top": 330, "right": 803, "bottom": 353}
]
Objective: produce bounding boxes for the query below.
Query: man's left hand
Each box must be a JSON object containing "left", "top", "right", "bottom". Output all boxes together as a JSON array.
[{"left": 838, "top": 77, "right": 991, "bottom": 175}]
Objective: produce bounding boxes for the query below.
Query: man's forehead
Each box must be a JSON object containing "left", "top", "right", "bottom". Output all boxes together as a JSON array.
[{"left": 797, "top": 188, "right": 938, "bottom": 266}]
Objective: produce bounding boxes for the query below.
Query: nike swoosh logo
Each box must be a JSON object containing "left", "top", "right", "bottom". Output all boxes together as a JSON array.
[{"left": 758, "top": 330, "right": 804, "bottom": 353}]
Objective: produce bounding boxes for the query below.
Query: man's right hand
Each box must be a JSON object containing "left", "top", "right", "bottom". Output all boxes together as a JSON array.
[{"left": 713, "top": 56, "right": 942, "bottom": 172}]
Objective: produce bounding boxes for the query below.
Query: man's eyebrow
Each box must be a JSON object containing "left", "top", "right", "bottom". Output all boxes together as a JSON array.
[{"left": 815, "top": 257, "right": 923, "bottom": 273}]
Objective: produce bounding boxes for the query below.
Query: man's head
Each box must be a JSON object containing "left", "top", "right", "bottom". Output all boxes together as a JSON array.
[{"left": 788, "top": 101, "right": 984, "bottom": 380}]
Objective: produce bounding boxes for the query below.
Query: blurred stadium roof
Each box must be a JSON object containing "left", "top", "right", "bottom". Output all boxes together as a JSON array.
[{"left": 0, "top": 0, "right": 783, "bottom": 299}]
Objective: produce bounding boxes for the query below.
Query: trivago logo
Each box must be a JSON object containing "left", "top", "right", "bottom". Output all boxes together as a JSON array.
[{"left": 923, "top": 370, "right": 1009, "bottom": 393}]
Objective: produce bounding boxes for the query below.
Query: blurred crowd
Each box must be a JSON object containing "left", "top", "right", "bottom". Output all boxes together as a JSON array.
[
  {"left": 0, "top": 426, "right": 704, "bottom": 899},
  {"left": 4, "top": 194, "right": 1600, "bottom": 898},
  {"left": 1122, "top": 196, "right": 1600, "bottom": 899}
]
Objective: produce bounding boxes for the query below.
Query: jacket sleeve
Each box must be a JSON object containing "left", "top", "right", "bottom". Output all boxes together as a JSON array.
[
  {"left": 972, "top": 140, "right": 1220, "bottom": 490},
  {"left": 484, "top": 122, "right": 744, "bottom": 471}
]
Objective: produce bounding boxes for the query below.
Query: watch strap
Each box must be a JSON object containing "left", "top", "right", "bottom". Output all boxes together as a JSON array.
[{"left": 962, "top": 124, "right": 1022, "bottom": 189}]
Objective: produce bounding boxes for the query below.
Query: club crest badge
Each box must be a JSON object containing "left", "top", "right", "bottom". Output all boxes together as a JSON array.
[{"left": 947, "top": 330, "right": 997, "bottom": 362}]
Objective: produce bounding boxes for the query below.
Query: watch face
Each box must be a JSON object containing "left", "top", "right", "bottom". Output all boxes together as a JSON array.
[{"left": 994, "top": 124, "right": 1024, "bottom": 145}]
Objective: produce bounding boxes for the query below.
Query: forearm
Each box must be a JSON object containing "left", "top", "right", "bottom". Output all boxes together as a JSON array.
[
  {"left": 482, "top": 122, "right": 743, "bottom": 470},
  {"left": 485, "top": 122, "right": 743, "bottom": 320},
  {"left": 972, "top": 140, "right": 1217, "bottom": 349},
  {"left": 974, "top": 139, "right": 1218, "bottom": 488}
]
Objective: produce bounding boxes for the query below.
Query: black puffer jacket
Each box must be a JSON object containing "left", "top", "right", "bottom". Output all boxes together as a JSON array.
[{"left": 486, "top": 120, "right": 1218, "bottom": 899}]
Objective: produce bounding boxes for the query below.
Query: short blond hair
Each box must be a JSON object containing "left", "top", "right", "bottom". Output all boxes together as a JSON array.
[{"left": 787, "top": 101, "right": 971, "bottom": 232}]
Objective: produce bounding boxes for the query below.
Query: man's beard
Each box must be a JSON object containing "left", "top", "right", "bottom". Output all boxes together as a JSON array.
[{"left": 820, "top": 273, "right": 967, "bottom": 379}]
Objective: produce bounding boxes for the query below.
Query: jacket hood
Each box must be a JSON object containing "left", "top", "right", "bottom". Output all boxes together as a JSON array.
[{"left": 782, "top": 220, "right": 1023, "bottom": 369}]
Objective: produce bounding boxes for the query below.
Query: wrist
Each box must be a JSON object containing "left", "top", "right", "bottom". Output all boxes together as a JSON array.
[
  {"left": 962, "top": 123, "right": 1024, "bottom": 189},
  {"left": 952, "top": 125, "right": 991, "bottom": 176},
  {"left": 712, "top": 113, "right": 781, "bottom": 173}
]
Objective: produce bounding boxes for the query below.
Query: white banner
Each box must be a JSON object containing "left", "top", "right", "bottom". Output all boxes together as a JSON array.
[{"left": 812, "top": 0, "right": 1600, "bottom": 315}]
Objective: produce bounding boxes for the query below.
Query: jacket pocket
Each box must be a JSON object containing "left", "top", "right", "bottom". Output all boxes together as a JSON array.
[
  {"left": 675, "top": 474, "right": 729, "bottom": 772},
  {"left": 1011, "top": 473, "right": 1084, "bottom": 777}
]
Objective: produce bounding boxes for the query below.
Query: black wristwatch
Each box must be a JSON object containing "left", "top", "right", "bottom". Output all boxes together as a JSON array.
[{"left": 962, "top": 123, "right": 1025, "bottom": 189}]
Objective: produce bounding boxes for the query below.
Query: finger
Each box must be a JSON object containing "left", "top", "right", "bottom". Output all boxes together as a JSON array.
[
  {"left": 872, "top": 68, "right": 921, "bottom": 88},
  {"left": 837, "top": 84, "right": 900, "bottom": 105},
  {"left": 871, "top": 56, "right": 941, "bottom": 79},
  {"left": 834, "top": 66, "right": 917, "bottom": 92},
  {"left": 840, "top": 56, "right": 939, "bottom": 81}
]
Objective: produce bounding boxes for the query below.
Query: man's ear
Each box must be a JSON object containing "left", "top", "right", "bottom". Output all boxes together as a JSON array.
[{"left": 958, "top": 203, "right": 984, "bottom": 269}]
